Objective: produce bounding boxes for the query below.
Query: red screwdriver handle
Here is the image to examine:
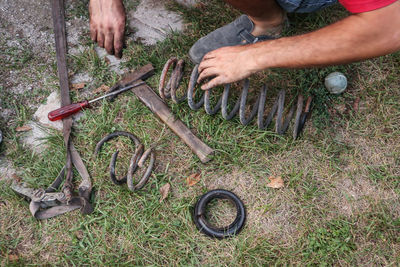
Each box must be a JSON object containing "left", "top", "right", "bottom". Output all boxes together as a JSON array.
[{"left": 48, "top": 100, "right": 90, "bottom": 121}]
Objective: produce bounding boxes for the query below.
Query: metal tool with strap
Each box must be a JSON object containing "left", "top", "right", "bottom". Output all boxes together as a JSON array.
[{"left": 11, "top": 0, "right": 93, "bottom": 219}]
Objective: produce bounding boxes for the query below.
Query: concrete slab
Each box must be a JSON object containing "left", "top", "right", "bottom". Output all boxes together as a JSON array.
[
  {"left": 129, "top": 0, "right": 184, "bottom": 45},
  {"left": 0, "top": 155, "right": 17, "bottom": 180},
  {"left": 21, "top": 122, "right": 50, "bottom": 153},
  {"left": 94, "top": 47, "right": 127, "bottom": 75},
  {"left": 70, "top": 72, "right": 93, "bottom": 85},
  {"left": 33, "top": 92, "right": 64, "bottom": 131}
]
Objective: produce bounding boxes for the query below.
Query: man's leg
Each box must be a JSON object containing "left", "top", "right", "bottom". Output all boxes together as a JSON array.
[
  {"left": 189, "top": 0, "right": 287, "bottom": 63},
  {"left": 225, "top": 0, "right": 285, "bottom": 36}
]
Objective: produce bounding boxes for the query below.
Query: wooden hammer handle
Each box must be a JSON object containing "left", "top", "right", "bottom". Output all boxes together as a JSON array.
[{"left": 132, "top": 83, "right": 214, "bottom": 163}]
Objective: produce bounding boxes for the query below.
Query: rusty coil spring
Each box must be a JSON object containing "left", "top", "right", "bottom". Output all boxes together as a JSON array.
[
  {"left": 95, "top": 131, "right": 155, "bottom": 191},
  {"left": 159, "top": 57, "right": 312, "bottom": 139}
]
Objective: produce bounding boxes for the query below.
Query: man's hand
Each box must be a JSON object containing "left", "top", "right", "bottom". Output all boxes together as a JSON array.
[
  {"left": 89, "top": 0, "right": 126, "bottom": 58},
  {"left": 197, "top": 45, "right": 258, "bottom": 90}
]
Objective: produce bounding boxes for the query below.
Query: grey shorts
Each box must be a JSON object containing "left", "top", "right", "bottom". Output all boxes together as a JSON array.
[{"left": 276, "top": 0, "right": 337, "bottom": 13}]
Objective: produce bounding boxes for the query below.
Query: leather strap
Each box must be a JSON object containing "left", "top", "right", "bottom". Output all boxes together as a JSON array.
[
  {"left": 29, "top": 0, "right": 94, "bottom": 219},
  {"left": 29, "top": 198, "right": 82, "bottom": 220}
]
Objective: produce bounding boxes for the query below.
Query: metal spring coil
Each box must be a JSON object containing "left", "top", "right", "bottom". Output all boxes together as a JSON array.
[
  {"left": 159, "top": 57, "right": 312, "bottom": 139},
  {"left": 95, "top": 131, "right": 155, "bottom": 191}
]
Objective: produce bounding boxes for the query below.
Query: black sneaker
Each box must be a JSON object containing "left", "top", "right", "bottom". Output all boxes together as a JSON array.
[{"left": 189, "top": 15, "right": 283, "bottom": 64}]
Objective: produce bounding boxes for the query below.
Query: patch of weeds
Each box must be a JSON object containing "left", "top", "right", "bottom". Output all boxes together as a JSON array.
[
  {"left": 13, "top": 102, "right": 30, "bottom": 127},
  {"left": 0, "top": 230, "right": 22, "bottom": 253},
  {"left": 233, "top": 237, "right": 287, "bottom": 265},
  {"left": 300, "top": 179, "right": 325, "bottom": 202},
  {"left": 70, "top": 46, "right": 119, "bottom": 87},
  {"left": 319, "top": 136, "right": 353, "bottom": 168},
  {"left": 285, "top": 169, "right": 306, "bottom": 188},
  {"left": 0, "top": 94, "right": 33, "bottom": 136},
  {"left": 66, "top": 0, "right": 89, "bottom": 20},
  {"left": 169, "top": 0, "right": 239, "bottom": 37},
  {"left": 0, "top": 88, "right": 16, "bottom": 110},
  {"left": 361, "top": 203, "right": 400, "bottom": 243},
  {"left": 0, "top": 39, "right": 34, "bottom": 73},
  {"left": 286, "top": 170, "right": 327, "bottom": 204},
  {"left": 204, "top": 198, "right": 237, "bottom": 228},
  {"left": 124, "top": 0, "right": 141, "bottom": 13},
  {"left": 122, "top": 31, "right": 195, "bottom": 72},
  {"left": 350, "top": 201, "right": 400, "bottom": 265},
  {"left": 286, "top": 4, "right": 349, "bottom": 35},
  {"left": 367, "top": 164, "right": 400, "bottom": 191},
  {"left": 8, "top": 129, "right": 65, "bottom": 188},
  {"left": 302, "top": 218, "right": 356, "bottom": 265}
]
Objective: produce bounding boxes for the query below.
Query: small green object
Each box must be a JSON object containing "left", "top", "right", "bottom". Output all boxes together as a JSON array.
[{"left": 324, "top": 72, "right": 347, "bottom": 94}]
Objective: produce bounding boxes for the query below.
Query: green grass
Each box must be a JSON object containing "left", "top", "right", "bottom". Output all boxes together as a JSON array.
[
  {"left": 303, "top": 219, "right": 356, "bottom": 265},
  {"left": 1, "top": 0, "right": 399, "bottom": 266}
]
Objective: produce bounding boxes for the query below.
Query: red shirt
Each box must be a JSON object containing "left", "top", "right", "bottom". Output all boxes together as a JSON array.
[{"left": 339, "top": 0, "right": 397, "bottom": 13}]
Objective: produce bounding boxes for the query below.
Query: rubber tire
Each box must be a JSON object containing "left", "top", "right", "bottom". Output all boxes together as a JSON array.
[{"left": 193, "top": 189, "right": 246, "bottom": 239}]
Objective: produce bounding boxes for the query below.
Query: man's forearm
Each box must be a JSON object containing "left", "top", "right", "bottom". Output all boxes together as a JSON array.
[
  {"left": 197, "top": 1, "right": 399, "bottom": 90},
  {"left": 249, "top": 0, "right": 400, "bottom": 71}
]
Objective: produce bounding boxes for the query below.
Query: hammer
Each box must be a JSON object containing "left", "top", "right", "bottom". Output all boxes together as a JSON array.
[{"left": 122, "top": 64, "right": 214, "bottom": 163}]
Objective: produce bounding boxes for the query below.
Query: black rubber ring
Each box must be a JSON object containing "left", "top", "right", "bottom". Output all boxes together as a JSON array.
[{"left": 193, "top": 189, "right": 246, "bottom": 239}]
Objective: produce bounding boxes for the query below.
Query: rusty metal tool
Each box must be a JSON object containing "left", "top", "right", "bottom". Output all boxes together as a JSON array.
[{"left": 94, "top": 131, "right": 155, "bottom": 191}]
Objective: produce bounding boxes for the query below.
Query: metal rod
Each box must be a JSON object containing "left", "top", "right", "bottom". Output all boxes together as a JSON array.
[{"left": 89, "top": 81, "right": 145, "bottom": 104}]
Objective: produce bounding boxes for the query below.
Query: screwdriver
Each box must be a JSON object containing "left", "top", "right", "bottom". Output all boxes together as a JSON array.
[{"left": 48, "top": 81, "right": 145, "bottom": 121}]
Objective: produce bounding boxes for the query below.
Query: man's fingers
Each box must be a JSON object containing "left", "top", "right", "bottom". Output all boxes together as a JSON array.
[
  {"left": 104, "top": 32, "right": 114, "bottom": 55},
  {"left": 197, "top": 67, "right": 218, "bottom": 83},
  {"left": 202, "top": 51, "right": 216, "bottom": 60},
  {"left": 198, "top": 59, "right": 216, "bottom": 73},
  {"left": 97, "top": 32, "right": 105, "bottom": 48},
  {"left": 114, "top": 30, "right": 124, "bottom": 58},
  {"left": 201, "top": 76, "right": 223, "bottom": 90},
  {"left": 90, "top": 27, "right": 97, "bottom": 42}
]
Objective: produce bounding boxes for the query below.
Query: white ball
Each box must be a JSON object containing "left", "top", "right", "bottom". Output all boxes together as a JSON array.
[{"left": 324, "top": 72, "right": 347, "bottom": 94}]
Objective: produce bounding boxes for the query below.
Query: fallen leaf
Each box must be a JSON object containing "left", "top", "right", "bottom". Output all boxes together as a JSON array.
[
  {"left": 74, "top": 230, "right": 84, "bottom": 240},
  {"left": 8, "top": 254, "right": 19, "bottom": 261},
  {"left": 267, "top": 176, "right": 284, "bottom": 189},
  {"left": 105, "top": 57, "right": 111, "bottom": 65},
  {"left": 68, "top": 70, "right": 75, "bottom": 77},
  {"left": 93, "top": 84, "right": 110, "bottom": 94},
  {"left": 70, "top": 83, "right": 85, "bottom": 91},
  {"left": 195, "top": 2, "right": 206, "bottom": 9},
  {"left": 159, "top": 183, "right": 171, "bottom": 203},
  {"left": 15, "top": 125, "right": 32, "bottom": 132},
  {"left": 383, "top": 127, "right": 392, "bottom": 134},
  {"left": 186, "top": 173, "right": 201, "bottom": 187},
  {"left": 334, "top": 103, "right": 346, "bottom": 114},
  {"left": 12, "top": 174, "right": 22, "bottom": 183}
]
